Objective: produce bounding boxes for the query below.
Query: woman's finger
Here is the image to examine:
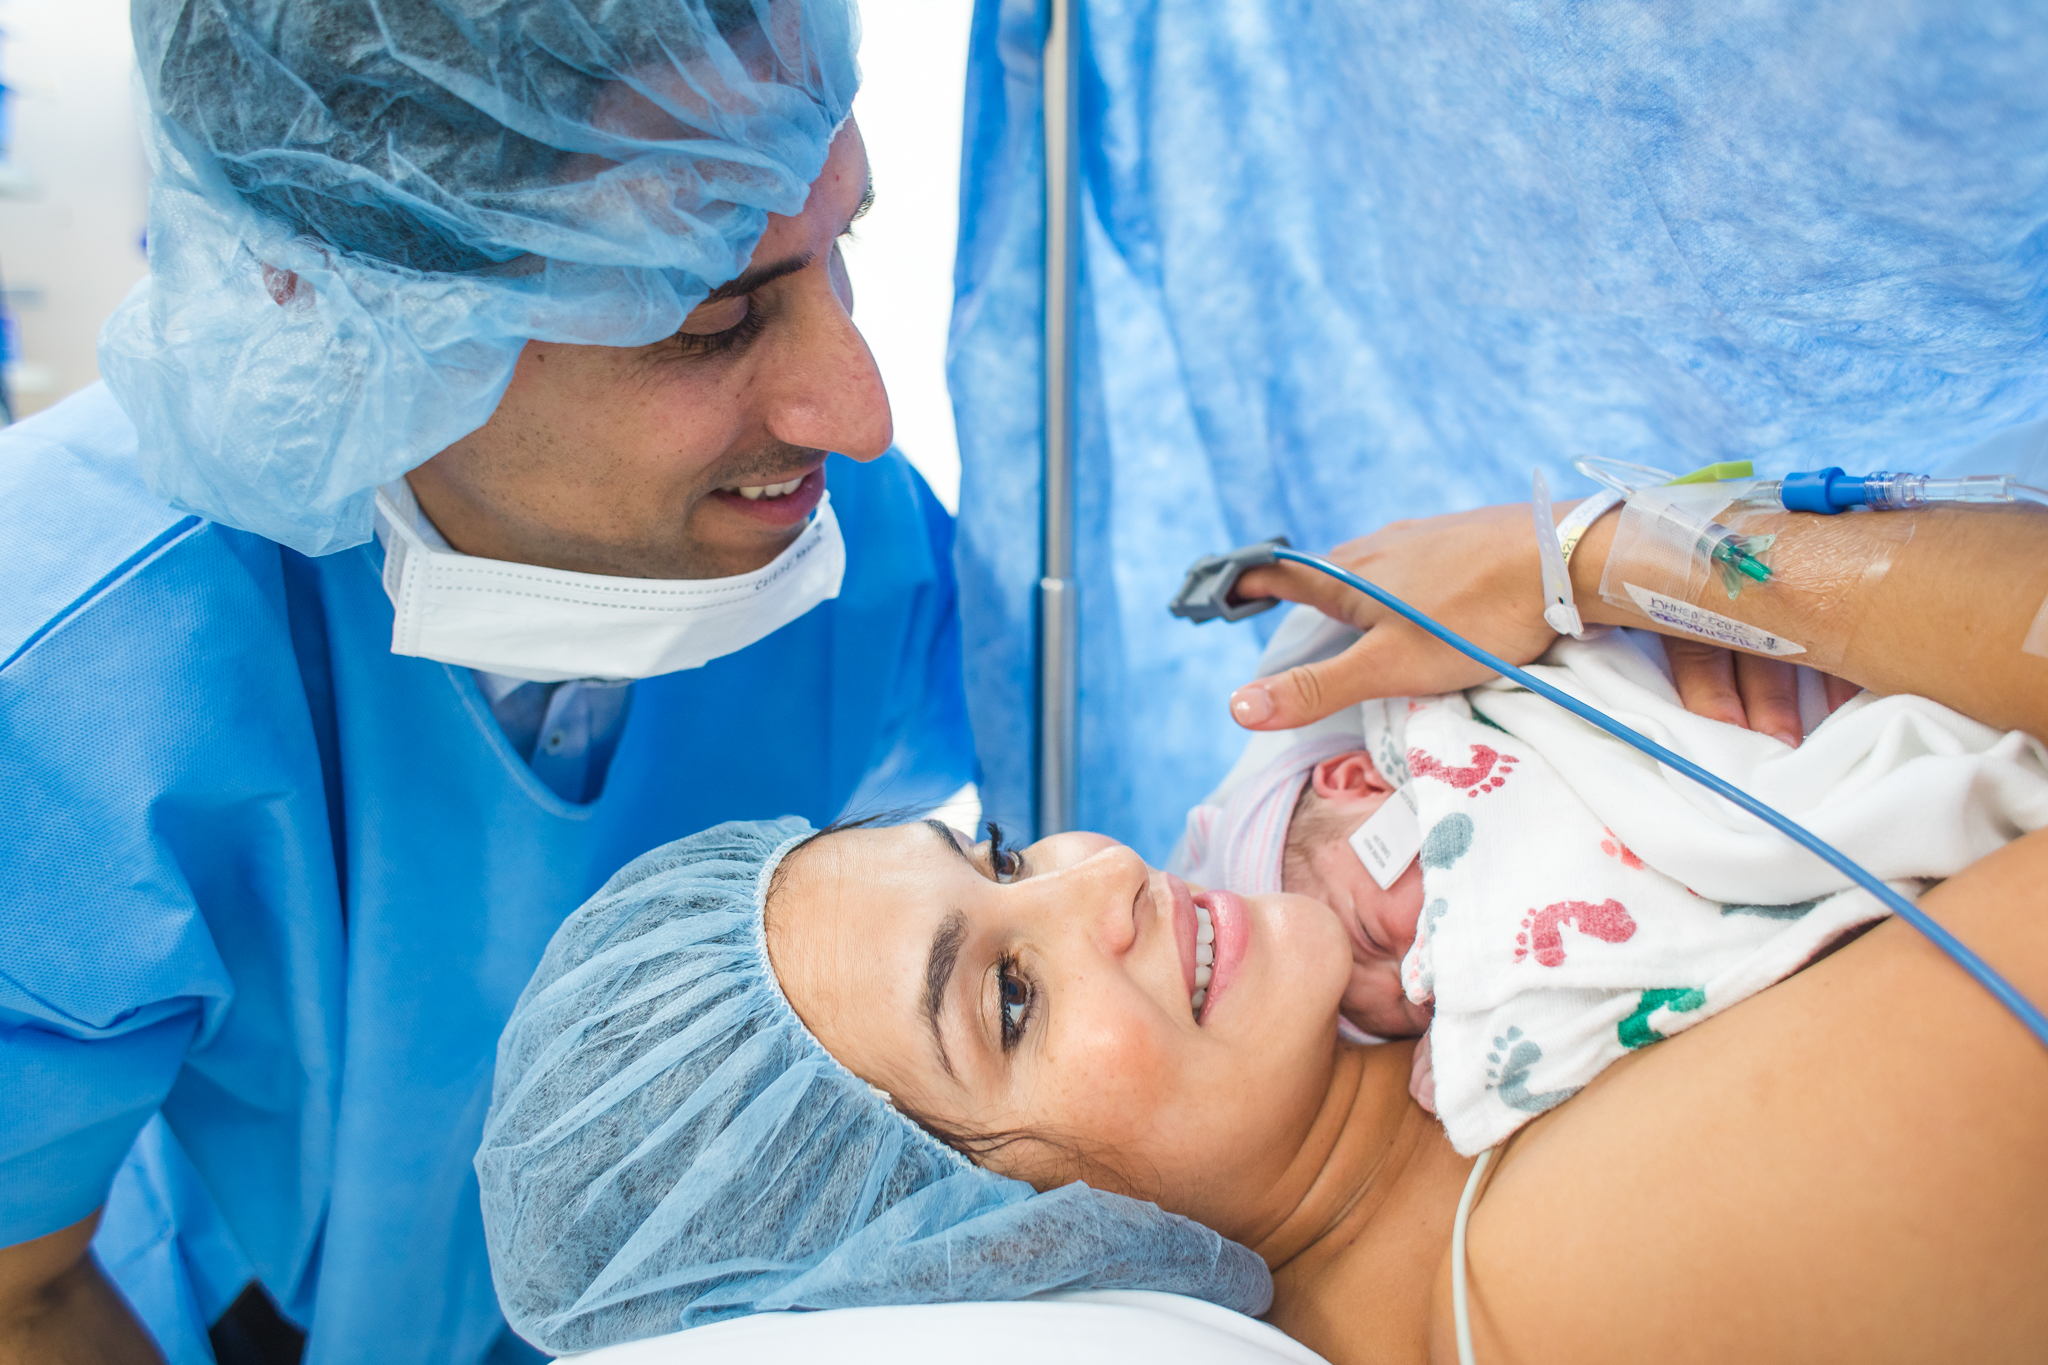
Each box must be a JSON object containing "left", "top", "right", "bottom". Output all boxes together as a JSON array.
[
  {"left": 1664, "top": 639, "right": 1745, "bottom": 728},
  {"left": 1231, "top": 559, "right": 1386, "bottom": 632},
  {"left": 1733, "top": 652, "right": 1802, "bottom": 748},
  {"left": 1821, "top": 671, "right": 1864, "bottom": 714},
  {"left": 1228, "top": 619, "right": 1500, "bottom": 730}
]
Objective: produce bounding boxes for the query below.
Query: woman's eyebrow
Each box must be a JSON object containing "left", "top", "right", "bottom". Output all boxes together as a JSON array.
[
  {"left": 924, "top": 818, "right": 975, "bottom": 865},
  {"left": 923, "top": 909, "right": 967, "bottom": 1080},
  {"left": 915, "top": 823, "right": 979, "bottom": 1078}
]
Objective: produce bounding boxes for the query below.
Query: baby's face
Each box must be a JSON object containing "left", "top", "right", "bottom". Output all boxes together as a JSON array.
[{"left": 1282, "top": 753, "right": 1434, "bottom": 1039}]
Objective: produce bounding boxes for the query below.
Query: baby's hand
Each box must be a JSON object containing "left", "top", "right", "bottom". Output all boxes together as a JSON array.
[{"left": 1408, "top": 1032, "right": 1436, "bottom": 1114}]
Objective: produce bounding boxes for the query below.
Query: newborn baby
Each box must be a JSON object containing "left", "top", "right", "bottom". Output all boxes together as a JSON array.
[
  {"left": 1176, "top": 620, "right": 2048, "bottom": 1153},
  {"left": 1278, "top": 748, "right": 1431, "bottom": 1041},
  {"left": 1188, "top": 737, "right": 1449, "bottom": 1109},
  {"left": 1276, "top": 748, "right": 1439, "bottom": 1099}
]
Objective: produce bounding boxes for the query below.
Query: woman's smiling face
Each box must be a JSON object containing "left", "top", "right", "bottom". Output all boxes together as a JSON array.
[{"left": 764, "top": 821, "right": 1351, "bottom": 1241}]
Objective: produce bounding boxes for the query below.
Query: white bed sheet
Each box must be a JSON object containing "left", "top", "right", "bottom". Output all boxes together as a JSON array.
[{"left": 565, "top": 1290, "right": 1330, "bottom": 1364}]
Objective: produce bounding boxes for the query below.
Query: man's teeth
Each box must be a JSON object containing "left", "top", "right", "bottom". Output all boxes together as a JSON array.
[
  {"left": 1191, "top": 901, "right": 1215, "bottom": 1019},
  {"left": 731, "top": 476, "right": 805, "bottom": 501}
]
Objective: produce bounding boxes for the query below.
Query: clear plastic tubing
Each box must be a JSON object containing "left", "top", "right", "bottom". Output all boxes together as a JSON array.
[{"left": 1759, "top": 468, "right": 2044, "bottom": 515}]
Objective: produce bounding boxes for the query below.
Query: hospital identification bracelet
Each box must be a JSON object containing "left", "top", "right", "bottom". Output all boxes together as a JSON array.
[
  {"left": 1532, "top": 479, "right": 1624, "bottom": 639},
  {"left": 1557, "top": 489, "right": 1624, "bottom": 566}
]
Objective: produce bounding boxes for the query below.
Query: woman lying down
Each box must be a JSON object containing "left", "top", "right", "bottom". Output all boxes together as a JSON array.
[{"left": 476, "top": 502, "right": 2048, "bottom": 1364}]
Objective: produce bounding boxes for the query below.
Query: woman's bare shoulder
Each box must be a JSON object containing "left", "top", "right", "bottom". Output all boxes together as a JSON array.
[{"left": 1426, "top": 828, "right": 2048, "bottom": 1365}]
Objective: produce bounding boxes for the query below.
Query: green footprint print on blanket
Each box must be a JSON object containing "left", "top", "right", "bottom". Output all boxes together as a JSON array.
[
  {"left": 1618, "top": 987, "right": 1707, "bottom": 1049},
  {"left": 1486, "top": 1026, "right": 1581, "bottom": 1113}
]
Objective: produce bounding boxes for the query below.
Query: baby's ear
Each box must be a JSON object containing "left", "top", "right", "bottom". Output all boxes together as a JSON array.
[{"left": 1309, "top": 750, "right": 1391, "bottom": 803}]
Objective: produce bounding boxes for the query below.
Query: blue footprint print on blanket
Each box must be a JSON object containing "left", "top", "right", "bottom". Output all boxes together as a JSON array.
[
  {"left": 1421, "top": 813, "right": 1474, "bottom": 869},
  {"left": 1722, "top": 899, "right": 1819, "bottom": 920},
  {"left": 1411, "top": 898, "right": 1451, "bottom": 997},
  {"left": 1486, "top": 1026, "right": 1582, "bottom": 1114},
  {"left": 1407, "top": 816, "right": 1472, "bottom": 998}
]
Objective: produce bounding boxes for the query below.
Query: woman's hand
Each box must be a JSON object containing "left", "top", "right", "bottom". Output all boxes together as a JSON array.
[
  {"left": 1226, "top": 501, "right": 1861, "bottom": 739},
  {"left": 1661, "top": 644, "right": 1862, "bottom": 749},
  {"left": 1226, "top": 505, "right": 1557, "bottom": 731}
]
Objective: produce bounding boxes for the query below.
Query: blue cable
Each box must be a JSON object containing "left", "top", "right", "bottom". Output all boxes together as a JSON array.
[{"left": 1269, "top": 545, "right": 2048, "bottom": 1049}]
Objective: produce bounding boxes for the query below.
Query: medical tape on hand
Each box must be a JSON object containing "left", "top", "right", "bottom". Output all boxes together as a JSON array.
[
  {"left": 1598, "top": 481, "right": 1911, "bottom": 674},
  {"left": 2025, "top": 593, "right": 2048, "bottom": 660}
]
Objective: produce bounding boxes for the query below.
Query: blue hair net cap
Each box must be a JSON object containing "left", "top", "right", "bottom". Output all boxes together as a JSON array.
[
  {"left": 100, "top": 0, "right": 860, "bottom": 555},
  {"left": 476, "top": 817, "right": 1273, "bottom": 1354}
]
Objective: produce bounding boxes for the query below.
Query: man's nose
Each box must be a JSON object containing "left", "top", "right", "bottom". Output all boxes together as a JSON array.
[{"left": 762, "top": 270, "right": 893, "bottom": 462}]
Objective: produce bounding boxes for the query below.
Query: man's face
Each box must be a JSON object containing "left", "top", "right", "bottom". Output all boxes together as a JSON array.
[{"left": 407, "top": 120, "right": 886, "bottom": 580}]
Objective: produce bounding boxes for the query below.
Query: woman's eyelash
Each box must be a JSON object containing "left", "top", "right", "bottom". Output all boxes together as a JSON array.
[
  {"left": 980, "top": 823, "right": 1031, "bottom": 1048},
  {"left": 672, "top": 302, "right": 768, "bottom": 358},
  {"left": 984, "top": 821, "right": 1023, "bottom": 882},
  {"left": 996, "top": 951, "right": 1033, "bottom": 1050}
]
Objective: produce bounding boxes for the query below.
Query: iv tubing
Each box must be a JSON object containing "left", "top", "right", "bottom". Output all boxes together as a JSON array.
[{"left": 1268, "top": 545, "right": 2048, "bottom": 1051}]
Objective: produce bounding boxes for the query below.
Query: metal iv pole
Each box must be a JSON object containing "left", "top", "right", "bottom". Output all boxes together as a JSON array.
[{"left": 1036, "top": 0, "right": 1080, "bottom": 836}]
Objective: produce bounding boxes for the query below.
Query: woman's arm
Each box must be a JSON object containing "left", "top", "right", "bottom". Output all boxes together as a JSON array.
[
  {"left": 1231, "top": 501, "right": 2048, "bottom": 740},
  {"left": 1442, "top": 821, "right": 2048, "bottom": 1365}
]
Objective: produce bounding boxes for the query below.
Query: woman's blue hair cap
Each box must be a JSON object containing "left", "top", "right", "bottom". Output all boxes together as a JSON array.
[{"left": 475, "top": 816, "right": 1272, "bottom": 1354}]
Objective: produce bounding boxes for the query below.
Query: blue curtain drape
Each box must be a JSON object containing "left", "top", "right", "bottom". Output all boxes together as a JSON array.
[{"left": 949, "top": 0, "right": 2048, "bottom": 860}]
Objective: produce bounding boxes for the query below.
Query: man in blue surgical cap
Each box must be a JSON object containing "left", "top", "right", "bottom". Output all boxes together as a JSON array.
[{"left": 0, "top": 2, "right": 971, "bottom": 1362}]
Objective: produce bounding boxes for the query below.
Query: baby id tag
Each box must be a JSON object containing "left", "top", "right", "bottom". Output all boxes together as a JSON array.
[{"left": 1348, "top": 794, "right": 1421, "bottom": 890}]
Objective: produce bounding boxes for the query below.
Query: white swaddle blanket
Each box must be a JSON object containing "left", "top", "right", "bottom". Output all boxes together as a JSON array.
[
  {"left": 1390, "top": 629, "right": 2048, "bottom": 1152},
  {"left": 1176, "top": 609, "right": 2048, "bottom": 1156}
]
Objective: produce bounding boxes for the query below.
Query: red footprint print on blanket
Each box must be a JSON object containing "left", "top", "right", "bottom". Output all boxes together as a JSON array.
[
  {"left": 1599, "top": 828, "right": 1643, "bottom": 869},
  {"left": 1407, "top": 744, "right": 1520, "bottom": 799},
  {"left": 1513, "top": 899, "right": 1637, "bottom": 967}
]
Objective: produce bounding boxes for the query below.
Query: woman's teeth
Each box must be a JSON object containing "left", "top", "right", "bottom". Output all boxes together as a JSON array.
[
  {"left": 729, "top": 476, "right": 805, "bottom": 501},
  {"left": 1191, "top": 900, "right": 1215, "bottom": 1018}
]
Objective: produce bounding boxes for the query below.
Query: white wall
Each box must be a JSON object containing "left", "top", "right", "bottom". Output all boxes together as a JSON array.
[
  {"left": 845, "top": 0, "right": 980, "bottom": 825},
  {"left": 840, "top": 0, "right": 976, "bottom": 513},
  {"left": 0, "top": 0, "right": 148, "bottom": 417}
]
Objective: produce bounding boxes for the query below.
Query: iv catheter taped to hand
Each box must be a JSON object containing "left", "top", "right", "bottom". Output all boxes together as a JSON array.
[{"left": 1597, "top": 481, "right": 1914, "bottom": 673}]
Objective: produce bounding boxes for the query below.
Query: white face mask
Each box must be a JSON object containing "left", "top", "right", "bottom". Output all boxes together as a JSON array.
[{"left": 372, "top": 483, "right": 845, "bottom": 683}]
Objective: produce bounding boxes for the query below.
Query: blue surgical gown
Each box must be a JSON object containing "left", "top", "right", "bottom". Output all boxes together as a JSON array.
[{"left": 0, "top": 384, "right": 976, "bottom": 1363}]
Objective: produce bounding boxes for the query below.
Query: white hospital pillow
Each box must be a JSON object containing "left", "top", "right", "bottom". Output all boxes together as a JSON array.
[{"left": 565, "top": 1290, "right": 1330, "bottom": 1364}]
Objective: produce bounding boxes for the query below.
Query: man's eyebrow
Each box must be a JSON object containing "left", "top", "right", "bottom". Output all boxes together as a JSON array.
[
  {"left": 922, "top": 908, "right": 968, "bottom": 1081},
  {"left": 701, "top": 253, "right": 812, "bottom": 304},
  {"left": 699, "top": 174, "right": 871, "bottom": 307}
]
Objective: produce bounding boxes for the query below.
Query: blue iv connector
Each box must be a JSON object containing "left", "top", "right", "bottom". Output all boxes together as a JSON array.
[{"left": 1776, "top": 468, "right": 2026, "bottom": 514}]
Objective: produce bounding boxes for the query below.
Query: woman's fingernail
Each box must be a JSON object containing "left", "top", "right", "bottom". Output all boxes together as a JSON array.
[
  {"left": 1231, "top": 684, "right": 1275, "bottom": 726},
  {"left": 1769, "top": 729, "right": 1800, "bottom": 750}
]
